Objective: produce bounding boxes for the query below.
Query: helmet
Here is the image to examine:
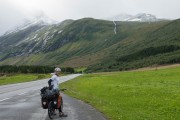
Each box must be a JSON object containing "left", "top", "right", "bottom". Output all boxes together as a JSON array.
[{"left": 55, "top": 67, "right": 61, "bottom": 72}]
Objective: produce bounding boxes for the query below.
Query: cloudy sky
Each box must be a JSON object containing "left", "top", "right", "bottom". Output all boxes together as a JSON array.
[{"left": 0, "top": 0, "right": 180, "bottom": 35}]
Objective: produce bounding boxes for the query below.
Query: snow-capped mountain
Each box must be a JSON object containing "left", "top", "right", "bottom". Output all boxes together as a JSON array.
[
  {"left": 129, "top": 13, "right": 157, "bottom": 22},
  {"left": 108, "top": 13, "right": 161, "bottom": 22},
  {"left": 3, "top": 13, "right": 58, "bottom": 36}
]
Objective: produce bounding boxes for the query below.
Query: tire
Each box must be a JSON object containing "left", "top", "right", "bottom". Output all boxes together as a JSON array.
[
  {"left": 60, "top": 98, "right": 63, "bottom": 111},
  {"left": 48, "top": 101, "right": 55, "bottom": 119}
]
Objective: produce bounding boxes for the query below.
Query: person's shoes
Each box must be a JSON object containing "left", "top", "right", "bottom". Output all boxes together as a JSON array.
[{"left": 59, "top": 112, "right": 68, "bottom": 117}]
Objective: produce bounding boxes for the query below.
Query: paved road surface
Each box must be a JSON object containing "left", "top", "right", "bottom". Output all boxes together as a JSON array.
[{"left": 0, "top": 74, "right": 106, "bottom": 120}]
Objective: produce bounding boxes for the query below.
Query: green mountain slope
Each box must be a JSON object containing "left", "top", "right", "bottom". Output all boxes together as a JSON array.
[
  {"left": 86, "top": 19, "right": 180, "bottom": 72},
  {"left": 0, "top": 18, "right": 179, "bottom": 72}
]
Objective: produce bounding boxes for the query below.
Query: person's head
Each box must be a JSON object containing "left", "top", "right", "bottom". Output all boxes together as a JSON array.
[{"left": 54, "top": 67, "right": 61, "bottom": 75}]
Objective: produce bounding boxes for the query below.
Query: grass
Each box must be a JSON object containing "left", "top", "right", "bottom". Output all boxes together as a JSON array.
[
  {"left": 74, "top": 67, "right": 87, "bottom": 73},
  {"left": 0, "top": 74, "right": 51, "bottom": 85},
  {"left": 61, "top": 66, "right": 180, "bottom": 120}
]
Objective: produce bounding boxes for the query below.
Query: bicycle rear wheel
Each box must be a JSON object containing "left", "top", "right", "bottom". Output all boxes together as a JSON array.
[{"left": 48, "top": 101, "right": 55, "bottom": 119}]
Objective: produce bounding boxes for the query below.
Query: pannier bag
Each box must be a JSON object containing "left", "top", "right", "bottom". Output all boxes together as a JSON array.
[
  {"left": 40, "top": 86, "right": 61, "bottom": 109},
  {"left": 41, "top": 97, "right": 49, "bottom": 109},
  {"left": 40, "top": 86, "right": 53, "bottom": 109}
]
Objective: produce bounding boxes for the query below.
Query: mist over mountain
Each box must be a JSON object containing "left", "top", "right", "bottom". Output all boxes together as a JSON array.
[
  {"left": 3, "top": 12, "right": 58, "bottom": 36},
  {"left": 107, "top": 13, "right": 166, "bottom": 22},
  {"left": 1, "top": 12, "right": 169, "bottom": 36}
]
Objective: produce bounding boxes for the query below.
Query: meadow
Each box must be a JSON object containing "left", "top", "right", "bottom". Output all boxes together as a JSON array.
[
  {"left": 61, "top": 66, "right": 180, "bottom": 120},
  {"left": 0, "top": 74, "right": 50, "bottom": 85}
]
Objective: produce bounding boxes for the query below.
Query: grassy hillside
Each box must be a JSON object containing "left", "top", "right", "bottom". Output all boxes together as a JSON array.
[
  {"left": 86, "top": 19, "right": 180, "bottom": 72},
  {"left": 0, "top": 18, "right": 180, "bottom": 72},
  {"left": 61, "top": 66, "right": 180, "bottom": 120}
]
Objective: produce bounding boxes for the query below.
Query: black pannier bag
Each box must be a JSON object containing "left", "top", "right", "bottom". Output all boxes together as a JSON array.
[
  {"left": 41, "top": 97, "right": 48, "bottom": 109},
  {"left": 40, "top": 86, "right": 54, "bottom": 109}
]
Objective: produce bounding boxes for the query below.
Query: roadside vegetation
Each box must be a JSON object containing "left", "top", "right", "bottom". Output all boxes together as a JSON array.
[
  {"left": 0, "top": 73, "right": 50, "bottom": 85},
  {"left": 61, "top": 66, "right": 180, "bottom": 120},
  {"left": 0, "top": 65, "right": 75, "bottom": 85},
  {"left": 0, "top": 65, "right": 75, "bottom": 74},
  {"left": 74, "top": 67, "right": 87, "bottom": 73}
]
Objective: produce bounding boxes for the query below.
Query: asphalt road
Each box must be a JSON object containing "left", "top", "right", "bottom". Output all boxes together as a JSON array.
[{"left": 0, "top": 74, "right": 107, "bottom": 120}]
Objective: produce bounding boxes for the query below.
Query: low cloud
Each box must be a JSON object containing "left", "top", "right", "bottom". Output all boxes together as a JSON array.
[{"left": 0, "top": 0, "right": 180, "bottom": 35}]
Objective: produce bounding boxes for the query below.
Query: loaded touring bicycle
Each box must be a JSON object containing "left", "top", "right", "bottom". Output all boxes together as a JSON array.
[{"left": 40, "top": 85, "right": 65, "bottom": 119}]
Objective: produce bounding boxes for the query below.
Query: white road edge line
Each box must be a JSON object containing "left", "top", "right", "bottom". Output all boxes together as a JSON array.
[
  {"left": 0, "top": 98, "right": 10, "bottom": 102},
  {"left": 18, "top": 92, "right": 27, "bottom": 95}
]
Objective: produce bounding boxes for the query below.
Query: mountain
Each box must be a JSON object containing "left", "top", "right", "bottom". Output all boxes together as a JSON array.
[
  {"left": 108, "top": 13, "right": 163, "bottom": 22},
  {"left": 3, "top": 12, "right": 58, "bottom": 36},
  {"left": 0, "top": 19, "right": 73, "bottom": 58},
  {"left": 0, "top": 13, "right": 60, "bottom": 57},
  {"left": 0, "top": 17, "right": 179, "bottom": 72}
]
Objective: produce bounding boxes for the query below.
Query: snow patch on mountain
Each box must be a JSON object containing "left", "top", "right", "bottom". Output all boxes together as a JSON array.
[
  {"left": 32, "top": 34, "right": 38, "bottom": 40},
  {"left": 108, "top": 13, "right": 163, "bottom": 22},
  {"left": 58, "top": 30, "right": 63, "bottom": 34}
]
